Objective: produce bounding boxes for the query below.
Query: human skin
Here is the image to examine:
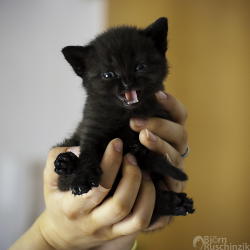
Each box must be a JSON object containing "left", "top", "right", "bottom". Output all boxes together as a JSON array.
[{"left": 10, "top": 91, "right": 188, "bottom": 250}]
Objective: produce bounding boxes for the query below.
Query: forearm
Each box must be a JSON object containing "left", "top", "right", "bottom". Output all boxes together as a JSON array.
[
  {"left": 9, "top": 214, "right": 54, "bottom": 250},
  {"left": 10, "top": 212, "right": 137, "bottom": 250}
]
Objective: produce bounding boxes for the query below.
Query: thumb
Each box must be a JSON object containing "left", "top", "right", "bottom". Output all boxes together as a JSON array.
[{"left": 44, "top": 147, "right": 75, "bottom": 194}]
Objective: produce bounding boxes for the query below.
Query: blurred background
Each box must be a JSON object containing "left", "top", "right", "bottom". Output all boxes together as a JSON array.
[{"left": 0, "top": 0, "right": 249, "bottom": 249}]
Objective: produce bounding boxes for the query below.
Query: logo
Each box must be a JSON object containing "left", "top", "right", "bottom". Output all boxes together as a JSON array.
[
  {"left": 193, "top": 236, "right": 250, "bottom": 250},
  {"left": 193, "top": 236, "right": 206, "bottom": 248}
]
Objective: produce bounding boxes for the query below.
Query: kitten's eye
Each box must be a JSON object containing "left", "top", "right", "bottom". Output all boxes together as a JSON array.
[
  {"left": 135, "top": 64, "right": 147, "bottom": 72},
  {"left": 102, "top": 72, "right": 116, "bottom": 80}
]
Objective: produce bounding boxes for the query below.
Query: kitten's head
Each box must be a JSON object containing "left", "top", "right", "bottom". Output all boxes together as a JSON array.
[{"left": 62, "top": 17, "right": 168, "bottom": 109}]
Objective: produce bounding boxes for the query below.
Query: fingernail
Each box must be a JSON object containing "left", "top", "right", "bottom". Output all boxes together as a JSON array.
[
  {"left": 126, "top": 153, "right": 137, "bottom": 165},
  {"left": 145, "top": 129, "right": 157, "bottom": 142},
  {"left": 113, "top": 139, "right": 123, "bottom": 153},
  {"left": 131, "top": 118, "right": 147, "bottom": 127},
  {"left": 156, "top": 91, "right": 168, "bottom": 100},
  {"left": 66, "top": 147, "right": 80, "bottom": 157}
]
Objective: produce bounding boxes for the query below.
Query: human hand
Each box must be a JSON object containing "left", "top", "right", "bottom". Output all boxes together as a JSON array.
[
  {"left": 130, "top": 91, "right": 188, "bottom": 231},
  {"left": 39, "top": 140, "right": 155, "bottom": 250}
]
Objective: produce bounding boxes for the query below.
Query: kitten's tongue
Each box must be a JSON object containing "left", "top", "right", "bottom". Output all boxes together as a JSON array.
[{"left": 124, "top": 90, "right": 139, "bottom": 104}]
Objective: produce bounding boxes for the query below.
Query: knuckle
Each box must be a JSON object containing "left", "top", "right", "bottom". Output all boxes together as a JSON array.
[
  {"left": 63, "top": 207, "right": 78, "bottom": 220},
  {"left": 166, "top": 152, "right": 181, "bottom": 167},
  {"left": 148, "top": 118, "right": 163, "bottom": 131},
  {"left": 81, "top": 223, "right": 97, "bottom": 236},
  {"left": 133, "top": 217, "right": 150, "bottom": 231},
  {"left": 113, "top": 201, "right": 130, "bottom": 219},
  {"left": 139, "top": 129, "right": 158, "bottom": 147}
]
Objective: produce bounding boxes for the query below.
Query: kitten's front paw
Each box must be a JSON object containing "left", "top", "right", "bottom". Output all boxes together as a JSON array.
[
  {"left": 55, "top": 152, "right": 102, "bottom": 195},
  {"left": 70, "top": 165, "right": 102, "bottom": 195},
  {"left": 54, "top": 152, "right": 78, "bottom": 175}
]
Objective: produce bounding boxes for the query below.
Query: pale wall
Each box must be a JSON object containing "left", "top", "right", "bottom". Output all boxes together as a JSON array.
[{"left": 0, "top": 1, "right": 106, "bottom": 249}]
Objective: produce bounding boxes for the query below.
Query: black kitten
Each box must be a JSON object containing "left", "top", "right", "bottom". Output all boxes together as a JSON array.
[{"left": 54, "top": 17, "right": 194, "bottom": 222}]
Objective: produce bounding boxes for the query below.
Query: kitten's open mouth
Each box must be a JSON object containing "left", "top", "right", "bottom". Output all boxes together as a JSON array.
[{"left": 118, "top": 89, "right": 141, "bottom": 106}]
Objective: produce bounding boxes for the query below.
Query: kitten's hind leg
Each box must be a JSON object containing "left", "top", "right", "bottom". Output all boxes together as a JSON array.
[{"left": 151, "top": 190, "right": 195, "bottom": 223}]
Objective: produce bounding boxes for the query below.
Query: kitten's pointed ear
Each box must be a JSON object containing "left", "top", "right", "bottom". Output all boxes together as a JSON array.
[
  {"left": 62, "top": 46, "right": 92, "bottom": 77},
  {"left": 144, "top": 17, "right": 168, "bottom": 54}
]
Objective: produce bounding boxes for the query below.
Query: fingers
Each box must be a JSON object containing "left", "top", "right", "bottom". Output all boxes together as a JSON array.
[
  {"left": 111, "top": 173, "right": 155, "bottom": 236},
  {"left": 138, "top": 129, "right": 185, "bottom": 193},
  {"left": 139, "top": 129, "right": 183, "bottom": 168},
  {"left": 61, "top": 184, "right": 111, "bottom": 219},
  {"left": 129, "top": 91, "right": 188, "bottom": 155},
  {"left": 45, "top": 139, "right": 124, "bottom": 219},
  {"left": 130, "top": 118, "right": 188, "bottom": 153},
  {"left": 99, "top": 138, "right": 123, "bottom": 188},
  {"left": 155, "top": 91, "right": 188, "bottom": 125},
  {"left": 61, "top": 139, "right": 124, "bottom": 217},
  {"left": 130, "top": 91, "right": 189, "bottom": 195},
  {"left": 90, "top": 154, "right": 142, "bottom": 227}
]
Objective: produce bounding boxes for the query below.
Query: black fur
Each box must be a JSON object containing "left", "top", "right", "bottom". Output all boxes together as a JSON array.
[{"left": 54, "top": 17, "right": 194, "bottom": 221}]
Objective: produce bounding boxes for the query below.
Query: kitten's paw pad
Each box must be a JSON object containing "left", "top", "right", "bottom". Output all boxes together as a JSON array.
[
  {"left": 54, "top": 152, "right": 78, "bottom": 175},
  {"left": 71, "top": 185, "right": 90, "bottom": 195}
]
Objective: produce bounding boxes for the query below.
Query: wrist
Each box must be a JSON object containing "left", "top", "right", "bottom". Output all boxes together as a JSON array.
[
  {"left": 10, "top": 213, "right": 54, "bottom": 250},
  {"left": 38, "top": 212, "right": 91, "bottom": 250},
  {"left": 36, "top": 213, "right": 56, "bottom": 250}
]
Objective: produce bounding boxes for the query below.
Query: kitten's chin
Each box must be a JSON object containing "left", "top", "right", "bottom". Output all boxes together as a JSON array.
[{"left": 122, "top": 101, "right": 141, "bottom": 110}]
